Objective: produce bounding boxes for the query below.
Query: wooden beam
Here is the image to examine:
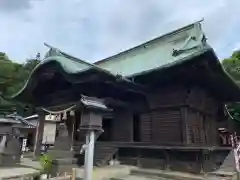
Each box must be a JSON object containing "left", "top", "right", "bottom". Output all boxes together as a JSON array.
[
  {"left": 181, "top": 107, "right": 189, "bottom": 145},
  {"left": 36, "top": 80, "right": 146, "bottom": 107},
  {"left": 33, "top": 110, "right": 45, "bottom": 157}
]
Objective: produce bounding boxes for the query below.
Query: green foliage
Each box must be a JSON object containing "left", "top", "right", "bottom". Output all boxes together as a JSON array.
[
  {"left": 222, "top": 50, "right": 240, "bottom": 79},
  {"left": 0, "top": 52, "right": 40, "bottom": 116},
  {"left": 222, "top": 50, "right": 240, "bottom": 121},
  {"left": 39, "top": 153, "right": 53, "bottom": 174}
]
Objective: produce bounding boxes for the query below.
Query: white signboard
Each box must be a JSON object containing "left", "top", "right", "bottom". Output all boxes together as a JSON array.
[
  {"left": 21, "top": 138, "right": 27, "bottom": 152},
  {"left": 45, "top": 115, "right": 56, "bottom": 121},
  {"left": 42, "top": 123, "right": 57, "bottom": 145}
]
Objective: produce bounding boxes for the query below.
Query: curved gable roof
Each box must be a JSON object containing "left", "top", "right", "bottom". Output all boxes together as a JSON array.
[{"left": 6, "top": 20, "right": 240, "bottom": 104}]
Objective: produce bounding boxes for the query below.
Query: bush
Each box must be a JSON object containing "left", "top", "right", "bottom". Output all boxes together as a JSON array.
[{"left": 39, "top": 153, "right": 53, "bottom": 175}]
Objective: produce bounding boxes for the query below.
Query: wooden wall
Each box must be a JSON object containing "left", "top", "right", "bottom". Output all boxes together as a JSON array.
[
  {"left": 185, "top": 87, "right": 218, "bottom": 115},
  {"left": 185, "top": 108, "right": 205, "bottom": 144},
  {"left": 139, "top": 112, "right": 152, "bottom": 142},
  {"left": 112, "top": 109, "right": 133, "bottom": 142},
  {"left": 85, "top": 84, "right": 224, "bottom": 146},
  {"left": 151, "top": 108, "right": 182, "bottom": 144},
  {"left": 0, "top": 124, "right": 13, "bottom": 134},
  {"left": 139, "top": 86, "right": 187, "bottom": 145},
  {"left": 185, "top": 87, "right": 219, "bottom": 145},
  {"left": 139, "top": 108, "right": 182, "bottom": 144},
  {"left": 138, "top": 85, "right": 222, "bottom": 146},
  {"left": 147, "top": 86, "right": 187, "bottom": 109}
]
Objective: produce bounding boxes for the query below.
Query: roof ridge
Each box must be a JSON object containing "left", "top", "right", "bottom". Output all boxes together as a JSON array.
[
  {"left": 94, "top": 19, "right": 204, "bottom": 65},
  {"left": 44, "top": 20, "right": 203, "bottom": 67},
  {"left": 6, "top": 113, "right": 36, "bottom": 127},
  {"left": 43, "top": 43, "right": 129, "bottom": 77},
  {"left": 44, "top": 43, "right": 86, "bottom": 63}
]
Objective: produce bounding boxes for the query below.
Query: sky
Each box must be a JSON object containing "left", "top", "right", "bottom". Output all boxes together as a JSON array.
[{"left": 0, "top": 0, "right": 240, "bottom": 63}]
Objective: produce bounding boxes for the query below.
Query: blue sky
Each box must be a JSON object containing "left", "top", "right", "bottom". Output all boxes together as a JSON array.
[{"left": 0, "top": 0, "right": 239, "bottom": 63}]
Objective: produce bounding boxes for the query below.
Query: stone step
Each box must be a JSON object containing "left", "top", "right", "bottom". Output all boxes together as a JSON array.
[
  {"left": 22, "top": 152, "right": 34, "bottom": 158},
  {"left": 111, "top": 174, "right": 228, "bottom": 180},
  {"left": 54, "top": 143, "right": 72, "bottom": 151},
  {"left": 52, "top": 158, "right": 78, "bottom": 165},
  {"left": 93, "top": 146, "right": 118, "bottom": 166},
  {"left": 215, "top": 150, "right": 235, "bottom": 173},
  {"left": 51, "top": 163, "right": 79, "bottom": 177},
  {"left": 48, "top": 150, "right": 73, "bottom": 159},
  {"left": 111, "top": 174, "right": 169, "bottom": 180},
  {"left": 131, "top": 169, "right": 213, "bottom": 180},
  {"left": 73, "top": 143, "right": 118, "bottom": 166},
  {"left": 73, "top": 146, "right": 115, "bottom": 151},
  {"left": 95, "top": 151, "right": 116, "bottom": 157},
  {"left": 208, "top": 170, "right": 235, "bottom": 179}
]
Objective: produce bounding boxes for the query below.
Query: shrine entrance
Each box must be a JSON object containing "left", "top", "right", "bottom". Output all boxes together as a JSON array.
[
  {"left": 133, "top": 114, "right": 141, "bottom": 142},
  {"left": 98, "top": 118, "right": 113, "bottom": 141}
]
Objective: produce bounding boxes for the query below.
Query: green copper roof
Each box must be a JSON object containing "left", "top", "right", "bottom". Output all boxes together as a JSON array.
[
  {"left": 95, "top": 20, "right": 207, "bottom": 77},
  {"left": 9, "top": 49, "right": 94, "bottom": 101},
  {"left": 7, "top": 45, "right": 144, "bottom": 104},
  {"left": 6, "top": 20, "right": 240, "bottom": 104}
]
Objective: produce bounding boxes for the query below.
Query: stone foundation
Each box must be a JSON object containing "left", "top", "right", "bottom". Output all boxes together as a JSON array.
[
  {"left": 0, "top": 135, "right": 21, "bottom": 166},
  {"left": 117, "top": 147, "right": 231, "bottom": 174}
]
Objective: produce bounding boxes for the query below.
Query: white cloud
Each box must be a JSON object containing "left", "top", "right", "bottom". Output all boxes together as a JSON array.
[{"left": 0, "top": 0, "right": 239, "bottom": 62}]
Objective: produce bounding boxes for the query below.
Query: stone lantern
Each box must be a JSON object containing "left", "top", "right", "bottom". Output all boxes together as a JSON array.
[
  {"left": 79, "top": 95, "right": 111, "bottom": 180},
  {"left": 79, "top": 95, "right": 109, "bottom": 130}
]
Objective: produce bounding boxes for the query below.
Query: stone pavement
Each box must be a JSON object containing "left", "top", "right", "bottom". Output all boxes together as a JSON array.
[
  {"left": 213, "top": 150, "right": 235, "bottom": 174},
  {"left": 0, "top": 167, "right": 39, "bottom": 179},
  {"left": 0, "top": 158, "right": 235, "bottom": 180},
  {"left": 0, "top": 158, "right": 133, "bottom": 180},
  {"left": 76, "top": 165, "right": 135, "bottom": 180},
  {"left": 20, "top": 157, "right": 42, "bottom": 169},
  {"left": 114, "top": 168, "right": 234, "bottom": 180},
  {"left": 75, "top": 165, "right": 233, "bottom": 180},
  {"left": 0, "top": 158, "right": 134, "bottom": 180},
  {"left": 0, "top": 158, "right": 41, "bottom": 179}
]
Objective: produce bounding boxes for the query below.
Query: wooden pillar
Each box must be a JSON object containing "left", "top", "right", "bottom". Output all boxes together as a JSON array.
[
  {"left": 70, "top": 112, "right": 76, "bottom": 151},
  {"left": 181, "top": 107, "right": 189, "bottom": 144},
  {"left": 112, "top": 109, "right": 134, "bottom": 142},
  {"left": 200, "top": 150, "right": 206, "bottom": 174},
  {"left": 211, "top": 116, "right": 218, "bottom": 145},
  {"left": 33, "top": 110, "right": 45, "bottom": 157},
  {"left": 165, "top": 150, "right": 170, "bottom": 171}
]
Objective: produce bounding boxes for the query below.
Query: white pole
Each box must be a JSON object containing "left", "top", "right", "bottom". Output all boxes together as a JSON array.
[
  {"left": 84, "top": 131, "right": 95, "bottom": 180},
  {"left": 84, "top": 133, "right": 89, "bottom": 179}
]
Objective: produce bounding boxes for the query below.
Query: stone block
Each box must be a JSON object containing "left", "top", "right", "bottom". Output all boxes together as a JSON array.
[{"left": 138, "top": 158, "right": 166, "bottom": 169}]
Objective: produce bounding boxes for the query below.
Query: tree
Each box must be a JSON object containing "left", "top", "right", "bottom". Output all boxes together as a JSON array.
[
  {"left": 222, "top": 50, "right": 240, "bottom": 80},
  {"left": 0, "top": 52, "right": 41, "bottom": 116},
  {"left": 222, "top": 50, "right": 240, "bottom": 121},
  {"left": 0, "top": 54, "right": 25, "bottom": 96}
]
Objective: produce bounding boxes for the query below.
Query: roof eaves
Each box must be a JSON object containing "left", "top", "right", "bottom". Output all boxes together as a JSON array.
[{"left": 128, "top": 44, "right": 212, "bottom": 79}]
